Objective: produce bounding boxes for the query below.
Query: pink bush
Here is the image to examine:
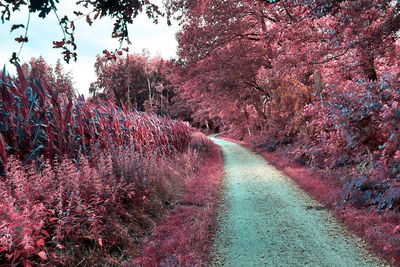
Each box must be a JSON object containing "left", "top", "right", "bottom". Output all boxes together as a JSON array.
[{"left": 0, "top": 141, "right": 198, "bottom": 266}]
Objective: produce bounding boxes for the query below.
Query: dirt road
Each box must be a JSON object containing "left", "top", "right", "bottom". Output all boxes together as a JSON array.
[{"left": 210, "top": 138, "right": 386, "bottom": 267}]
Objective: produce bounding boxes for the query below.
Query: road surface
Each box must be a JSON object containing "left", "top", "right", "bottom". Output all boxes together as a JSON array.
[{"left": 210, "top": 138, "right": 386, "bottom": 267}]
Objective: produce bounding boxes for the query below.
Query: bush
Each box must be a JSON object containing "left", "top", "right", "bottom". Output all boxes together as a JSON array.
[
  {"left": 303, "top": 74, "right": 400, "bottom": 168},
  {"left": 190, "top": 132, "right": 213, "bottom": 153},
  {"left": 133, "top": 140, "right": 223, "bottom": 266},
  {"left": 0, "top": 144, "right": 198, "bottom": 266}
]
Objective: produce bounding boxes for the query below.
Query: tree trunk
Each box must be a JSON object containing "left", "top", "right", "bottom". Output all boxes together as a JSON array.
[
  {"left": 364, "top": 56, "right": 377, "bottom": 81},
  {"left": 134, "top": 95, "right": 138, "bottom": 110},
  {"left": 147, "top": 77, "right": 153, "bottom": 110},
  {"left": 247, "top": 126, "right": 252, "bottom": 136},
  {"left": 160, "top": 93, "right": 163, "bottom": 113},
  {"left": 126, "top": 84, "right": 131, "bottom": 110},
  {"left": 313, "top": 70, "right": 323, "bottom": 95}
]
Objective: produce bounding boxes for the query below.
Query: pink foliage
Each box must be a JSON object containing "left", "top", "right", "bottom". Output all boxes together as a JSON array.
[
  {"left": 133, "top": 140, "right": 223, "bottom": 266},
  {"left": 0, "top": 64, "right": 191, "bottom": 175},
  {"left": 0, "top": 139, "right": 202, "bottom": 266}
]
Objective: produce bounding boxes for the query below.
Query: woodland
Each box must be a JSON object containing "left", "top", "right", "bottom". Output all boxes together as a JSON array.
[{"left": 1, "top": 0, "right": 400, "bottom": 266}]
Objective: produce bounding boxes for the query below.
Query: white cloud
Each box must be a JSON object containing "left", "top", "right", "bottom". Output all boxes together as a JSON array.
[{"left": 0, "top": 2, "right": 180, "bottom": 96}]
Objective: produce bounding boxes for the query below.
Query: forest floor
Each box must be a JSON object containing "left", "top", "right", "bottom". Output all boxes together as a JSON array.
[{"left": 210, "top": 138, "right": 387, "bottom": 267}]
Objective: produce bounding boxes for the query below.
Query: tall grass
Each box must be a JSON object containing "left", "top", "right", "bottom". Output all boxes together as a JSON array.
[{"left": 0, "top": 63, "right": 190, "bottom": 174}]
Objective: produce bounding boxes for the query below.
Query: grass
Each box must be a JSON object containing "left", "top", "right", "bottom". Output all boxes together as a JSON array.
[{"left": 132, "top": 135, "right": 223, "bottom": 266}]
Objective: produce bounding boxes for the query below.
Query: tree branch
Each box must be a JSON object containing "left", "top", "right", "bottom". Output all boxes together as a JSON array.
[
  {"left": 17, "top": 4, "right": 31, "bottom": 58},
  {"left": 312, "top": 48, "right": 350, "bottom": 65}
]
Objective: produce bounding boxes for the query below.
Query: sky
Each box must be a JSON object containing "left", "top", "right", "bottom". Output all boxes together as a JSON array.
[{"left": 0, "top": 1, "right": 180, "bottom": 96}]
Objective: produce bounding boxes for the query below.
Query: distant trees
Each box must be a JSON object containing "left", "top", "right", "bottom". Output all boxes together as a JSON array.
[
  {"left": 23, "top": 57, "right": 75, "bottom": 96},
  {"left": 90, "top": 52, "right": 192, "bottom": 118}
]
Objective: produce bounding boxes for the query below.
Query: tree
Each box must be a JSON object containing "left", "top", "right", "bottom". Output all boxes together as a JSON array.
[
  {"left": 54, "top": 59, "right": 74, "bottom": 97},
  {"left": 25, "top": 57, "right": 75, "bottom": 95},
  {"left": 168, "top": 0, "right": 272, "bottom": 134},
  {"left": 1, "top": 0, "right": 163, "bottom": 62},
  {"left": 28, "top": 56, "right": 54, "bottom": 85},
  {"left": 168, "top": 0, "right": 400, "bottom": 132},
  {"left": 90, "top": 52, "right": 182, "bottom": 116}
]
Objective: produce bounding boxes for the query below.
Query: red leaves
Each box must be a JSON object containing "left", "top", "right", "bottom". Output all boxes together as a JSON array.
[
  {"left": 14, "top": 35, "right": 28, "bottom": 43},
  {"left": 86, "top": 15, "right": 93, "bottom": 26},
  {"left": 41, "top": 230, "right": 50, "bottom": 238},
  {"left": 0, "top": 130, "right": 192, "bottom": 266},
  {"left": 0, "top": 61, "right": 191, "bottom": 170},
  {"left": 102, "top": 49, "right": 117, "bottom": 61},
  {"left": 37, "top": 251, "right": 47, "bottom": 260},
  {"left": 0, "top": 63, "right": 192, "bottom": 266},
  {"left": 52, "top": 40, "right": 65, "bottom": 48},
  {"left": 36, "top": 239, "right": 45, "bottom": 247},
  {"left": 112, "top": 32, "right": 122, "bottom": 38}
]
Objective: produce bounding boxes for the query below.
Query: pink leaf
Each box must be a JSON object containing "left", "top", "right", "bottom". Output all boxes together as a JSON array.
[
  {"left": 38, "top": 251, "right": 47, "bottom": 260},
  {"left": 56, "top": 244, "right": 65, "bottom": 249},
  {"left": 36, "top": 239, "right": 45, "bottom": 247},
  {"left": 41, "top": 230, "right": 50, "bottom": 238}
]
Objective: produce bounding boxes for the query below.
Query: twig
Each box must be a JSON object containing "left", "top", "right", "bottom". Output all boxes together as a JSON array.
[
  {"left": 17, "top": 1, "right": 31, "bottom": 58},
  {"left": 52, "top": 5, "right": 67, "bottom": 41}
]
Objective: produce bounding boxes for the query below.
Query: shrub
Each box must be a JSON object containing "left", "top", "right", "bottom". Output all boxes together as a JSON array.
[
  {"left": 132, "top": 141, "right": 223, "bottom": 266},
  {"left": 190, "top": 132, "right": 213, "bottom": 153},
  {"left": 0, "top": 143, "right": 198, "bottom": 266},
  {"left": 303, "top": 73, "right": 400, "bottom": 166}
]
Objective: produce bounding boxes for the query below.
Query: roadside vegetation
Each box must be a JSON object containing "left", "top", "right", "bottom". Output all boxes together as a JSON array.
[
  {"left": 2, "top": 0, "right": 400, "bottom": 265},
  {"left": 0, "top": 63, "right": 222, "bottom": 266},
  {"left": 168, "top": 1, "right": 400, "bottom": 263}
]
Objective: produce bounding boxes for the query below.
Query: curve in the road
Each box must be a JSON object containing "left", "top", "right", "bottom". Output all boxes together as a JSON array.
[{"left": 210, "top": 138, "right": 386, "bottom": 267}]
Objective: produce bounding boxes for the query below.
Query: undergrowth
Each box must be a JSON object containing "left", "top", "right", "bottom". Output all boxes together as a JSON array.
[
  {"left": 0, "top": 142, "right": 201, "bottom": 266},
  {"left": 0, "top": 64, "right": 201, "bottom": 266},
  {"left": 132, "top": 132, "right": 223, "bottom": 266}
]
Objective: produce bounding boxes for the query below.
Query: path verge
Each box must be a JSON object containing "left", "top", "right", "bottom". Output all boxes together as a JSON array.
[{"left": 133, "top": 141, "right": 224, "bottom": 266}]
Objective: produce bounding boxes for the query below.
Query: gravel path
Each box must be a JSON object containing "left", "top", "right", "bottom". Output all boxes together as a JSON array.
[{"left": 210, "top": 138, "right": 387, "bottom": 267}]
